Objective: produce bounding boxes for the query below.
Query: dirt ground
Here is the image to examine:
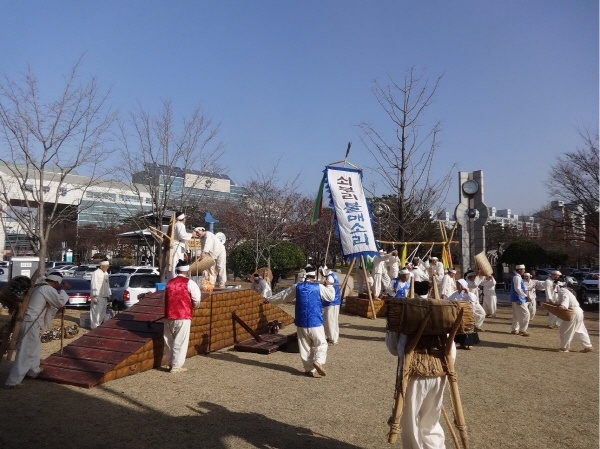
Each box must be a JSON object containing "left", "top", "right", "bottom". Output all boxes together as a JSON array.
[{"left": 0, "top": 297, "right": 597, "bottom": 449}]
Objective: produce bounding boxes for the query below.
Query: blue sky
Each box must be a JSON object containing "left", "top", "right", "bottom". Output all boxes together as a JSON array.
[{"left": 1, "top": 0, "right": 597, "bottom": 216}]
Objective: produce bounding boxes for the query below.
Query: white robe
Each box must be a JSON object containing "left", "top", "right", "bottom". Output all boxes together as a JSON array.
[
  {"left": 480, "top": 277, "right": 497, "bottom": 317},
  {"left": 5, "top": 284, "right": 69, "bottom": 387},
  {"left": 385, "top": 332, "right": 456, "bottom": 449},
  {"left": 557, "top": 288, "right": 592, "bottom": 351},
  {"left": 90, "top": 268, "right": 111, "bottom": 329},
  {"left": 544, "top": 278, "right": 561, "bottom": 327},
  {"left": 170, "top": 220, "right": 193, "bottom": 279}
]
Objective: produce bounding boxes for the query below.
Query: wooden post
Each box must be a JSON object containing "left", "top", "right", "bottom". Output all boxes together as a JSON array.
[{"left": 60, "top": 307, "right": 65, "bottom": 354}]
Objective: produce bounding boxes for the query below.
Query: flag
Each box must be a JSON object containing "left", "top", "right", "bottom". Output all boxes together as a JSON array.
[
  {"left": 311, "top": 174, "right": 326, "bottom": 225},
  {"left": 400, "top": 243, "right": 407, "bottom": 267}
]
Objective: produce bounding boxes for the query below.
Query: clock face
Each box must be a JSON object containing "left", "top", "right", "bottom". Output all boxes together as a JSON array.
[{"left": 462, "top": 179, "right": 479, "bottom": 196}]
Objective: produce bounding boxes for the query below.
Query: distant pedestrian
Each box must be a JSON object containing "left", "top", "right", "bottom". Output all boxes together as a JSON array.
[
  {"left": 90, "top": 260, "right": 111, "bottom": 329},
  {"left": 163, "top": 260, "right": 201, "bottom": 373},
  {"left": 510, "top": 264, "right": 531, "bottom": 336}
]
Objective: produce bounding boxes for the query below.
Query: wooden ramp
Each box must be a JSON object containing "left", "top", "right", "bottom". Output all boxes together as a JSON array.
[{"left": 39, "top": 288, "right": 294, "bottom": 388}]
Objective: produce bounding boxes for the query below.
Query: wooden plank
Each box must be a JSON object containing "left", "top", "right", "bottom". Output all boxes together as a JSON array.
[
  {"left": 101, "top": 319, "right": 163, "bottom": 334},
  {"left": 41, "top": 355, "right": 114, "bottom": 374},
  {"left": 126, "top": 304, "right": 164, "bottom": 315},
  {"left": 112, "top": 312, "right": 164, "bottom": 322},
  {"left": 37, "top": 365, "right": 104, "bottom": 388},
  {"left": 58, "top": 346, "right": 131, "bottom": 364},
  {"left": 233, "top": 333, "right": 291, "bottom": 354},
  {"left": 69, "top": 336, "right": 145, "bottom": 353},
  {"left": 86, "top": 327, "right": 158, "bottom": 343}
]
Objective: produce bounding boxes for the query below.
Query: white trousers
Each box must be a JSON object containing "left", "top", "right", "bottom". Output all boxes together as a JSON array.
[
  {"left": 163, "top": 319, "right": 191, "bottom": 369},
  {"left": 472, "top": 302, "right": 486, "bottom": 328},
  {"left": 206, "top": 252, "right": 227, "bottom": 287},
  {"left": 5, "top": 320, "right": 43, "bottom": 387},
  {"left": 527, "top": 299, "right": 537, "bottom": 319},
  {"left": 559, "top": 308, "right": 592, "bottom": 350},
  {"left": 90, "top": 297, "right": 108, "bottom": 329},
  {"left": 547, "top": 310, "right": 561, "bottom": 327},
  {"left": 482, "top": 294, "right": 497, "bottom": 317},
  {"left": 401, "top": 376, "right": 447, "bottom": 449},
  {"left": 323, "top": 305, "right": 340, "bottom": 343},
  {"left": 373, "top": 273, "right": 384, "bottom": 297},
  {"left": 297, "top": 325, "right": 328, "bottom": 373},
  {"left": 511, "top": 302, "right": 530, "bottom": 332}
]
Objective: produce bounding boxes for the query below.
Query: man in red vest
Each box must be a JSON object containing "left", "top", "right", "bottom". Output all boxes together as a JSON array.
[{"left": 163, "top": 259, "right": 201, "bottom": 373}]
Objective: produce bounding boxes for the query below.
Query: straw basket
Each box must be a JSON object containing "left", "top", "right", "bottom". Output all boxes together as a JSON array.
[
  {"left": 474, "top": 251, "right": 493, "bottom": 276},
  {"left": 386, "top": 298, "right": 474, "bottom": 335},
  {"left": 189, "top": 255, "right": 215, "bottom": 276},
  {"left": 541, "top": 302, "right": 574, "bottom": 322}
]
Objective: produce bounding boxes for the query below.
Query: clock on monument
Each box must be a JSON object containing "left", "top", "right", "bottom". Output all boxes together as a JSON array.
[{"left": 462, "top": 179, "right": 479, "bottom": 196}]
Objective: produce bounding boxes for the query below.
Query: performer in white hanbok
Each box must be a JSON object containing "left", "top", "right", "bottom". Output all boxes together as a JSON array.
[
  {"left": 440, "top": 269, "right": 457, "bottom": 299},
  {"left": 411, "top": 259, "right": 430, "bottom": 299},
  {"left": 523, "top": 273, "right": 543, "bottom": 319},
  {"left": 449, "top": 278, "right": 486, "bottom": 335},
  {"left": 163, "top": 260, "right": 201, "bottom": 373},
  {"left": 425, "top": 257, "right": 445, "bottom": 291},
  {"left": 4, "top": 274, "right": 69, "bottom": 388},
  {"left": 169, "top": 212, "right": 193, "bottom": 280},
  {"left": 272, "top": 271, "right": 334, "bottom": 376},
  {"left": 193, "top": 227, "right": 227, "bottom": 287},
  {"left": 509, "top": 265, "right": 531, "bottom": 336},
  {"left": 322, "top": 269, "right": 341, "bottom": 345},
  {"left": 388, "top": 269, "right": 412, "bottom": 298},
  {"left": 372, "top": 250, "right": 392, "bottom": 298},
  {"left": 90, "top": 260, "right": 111, "bottom": 329},
  {"left": 556, "top": 286, "right": 593, "bottom": 353},
  {"left": 251, "top": 273, "right": 272, "bottom": 298},
  {"left": 544, "top": 270, "right": 562, "bottom": 329},
  {"left": 480, "top": 275, "right": 498, "bottom": 318}
]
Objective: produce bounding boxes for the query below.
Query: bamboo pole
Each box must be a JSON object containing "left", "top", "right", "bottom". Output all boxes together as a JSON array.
[
  {"left": 60, "top": 307, "right": 65, "bottom": 354},
  {"left": 442, "top": 405, "right": 461, "bottom": 449},
  {"left": 445, "top": 309, "right": 469, "bottom": 449},
  {"left": 340, "top": 257, "right": 356, "bottom": 302},
  {"left": 323, "top": 213, "right": 335, "bottom": 274},
  {"left": 360, "top": 256, "right": 377, "bottom": 320},
  {"left": 378, "top": 240, "right": 458, "bottom": 246}
]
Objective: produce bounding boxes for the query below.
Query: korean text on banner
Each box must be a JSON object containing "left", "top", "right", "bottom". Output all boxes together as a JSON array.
[{"left": 326, "top": 167, "right": 378, "bottom": 260}]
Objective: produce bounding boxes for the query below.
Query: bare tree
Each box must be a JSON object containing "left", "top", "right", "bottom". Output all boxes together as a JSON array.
[
  {"left": 358, "top": 68, "right": 455, "bottom": 242},
  {"left": 0, "top": 59, "right": 115, "bottom": 276},
  {"left": 545, "top": 128, "right": 599, "bottom": 247},
  {"left": 115, "top": 99, "right": 223, "bottom": 262},
  {"left": 225, "top": 162, "right": 304, "bottom": 270}
]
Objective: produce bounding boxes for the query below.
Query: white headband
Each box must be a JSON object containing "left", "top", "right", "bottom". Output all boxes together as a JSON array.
[{"left": 177, "top": 213, "right": 185, "bottom": 220}]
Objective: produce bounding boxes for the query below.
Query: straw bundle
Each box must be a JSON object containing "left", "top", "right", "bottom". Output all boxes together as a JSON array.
[
  {"left": 541, "top": 302, "right": 574, "bottom": 322},
  {"left": 474, "top": 251, "right": 493, "bottom": 276},
  {"left": 386, "top": 298, "right": 474, "bottom": 335}
]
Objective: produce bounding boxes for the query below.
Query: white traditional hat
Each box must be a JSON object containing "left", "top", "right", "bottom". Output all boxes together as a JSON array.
[
  {"left": 552, "top": 270, "right": 562, "bottom": 276},
  {"left": 523, "top": 272, "right": 531, "bottom": 278},
  {"left": 100, "top": 260, "right": 109, "bottom": 266},
  {"left": 305, "top": 270, "right": 317, "bottom": 278},
  {"left": 176, "top": 211, "right": 185, "bottom": 220},
  {"left": 448, "top": 268, "right": 456, "bottom": 274},
  {"left": 515, "top": 264, "right": 525, "bottom": 270},
  {"left": 457, "top": 279, "right": 468, "bottom": 289},
  {"left": 175, "top": 259, "right": 190, "bottom": 272},
  {"left": 215, "top": 232, "right": 226, "bottom": 244},
  {"left": 399, "top": 269, "right": 410, "bottom": 276},
  {"left": 194, "top": 226, "right": 205, "bottom": 232},
  {"left": 431, "top": 256, "right": 439, "bottom": 261},
  {"left": 46, "top": 274, "right": 63, "bottom": 283}
]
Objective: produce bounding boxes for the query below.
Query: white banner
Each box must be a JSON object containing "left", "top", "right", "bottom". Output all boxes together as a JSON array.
[{"left": 326, "top": 167, "right": 379, "bottom": 260}]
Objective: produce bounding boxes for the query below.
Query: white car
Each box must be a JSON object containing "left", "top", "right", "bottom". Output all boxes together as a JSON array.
[
  {"left": 117, "top": 266, "right": 160, "bottom": 275},
  {"left": 579, "top": 272, "right": 599, "bottom": 306},
  {"left": 109, "top": 273, "right": 161, "bottom": 309},
  {"left": 72, "top": 264, "right": 99, "bottom": 280}
]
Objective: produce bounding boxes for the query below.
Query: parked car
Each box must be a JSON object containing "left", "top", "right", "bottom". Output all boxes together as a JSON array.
[
  {"left": 533, "top": 268, "right": 578, "bottom": 292},
  {"left": 46, "top": 261, "right": 70, "bottom": 270},
  {"left": 109, "top": 273, "right": 161, "bottom": 309},
  {"left": 579, "top": 272, "right": 599, "bottom": 306},
  {"left": 54, "top": 265, "right": 77, "bottom": 276},
  {"left": 61, "top": 277, "right": 92, "bottom": 308},
  {"left": 118, "top": 266, "right": 160, "bottom": 275},
  {"left": 73, "top": 264, "right": 99, "bottom": 280}
]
